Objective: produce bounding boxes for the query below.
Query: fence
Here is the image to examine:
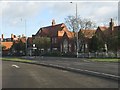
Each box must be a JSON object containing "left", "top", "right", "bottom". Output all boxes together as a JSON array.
[{"left": 78, "top": 52, "right": 120, "bottom": 58}]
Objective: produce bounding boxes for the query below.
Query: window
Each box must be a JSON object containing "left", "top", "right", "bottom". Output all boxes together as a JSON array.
[
  {"left": 63, "top": 39, "right": 68, "bottom": 53},
  {"left": 52, "top": 37, "right": 57, "bottom": 43},
  {"left": 69, "top": 44, "right": 71, "bottom": 52},
  {"left": 54, "top": 38, "right": 57, "bottom": 43}
]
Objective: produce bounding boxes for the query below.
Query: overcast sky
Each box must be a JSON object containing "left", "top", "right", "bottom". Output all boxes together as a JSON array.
[{"left": 0, "top": 0, "right": 119, "bottom": 38}]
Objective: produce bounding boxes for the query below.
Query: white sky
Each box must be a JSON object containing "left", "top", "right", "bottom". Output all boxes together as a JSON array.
[{"left": 0, "top": 0, "right": 119, "bottom": 38}]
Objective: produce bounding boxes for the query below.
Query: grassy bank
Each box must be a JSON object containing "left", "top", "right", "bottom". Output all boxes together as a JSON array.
[
  {"left": 89, "top": 58, "right": 120, "bottom": 62},
  {"left": 0, "top": 57, "right": 120, "bottom": 63},
  {"left": 0, "top": 57, "right": 33, "bottom": 63}
]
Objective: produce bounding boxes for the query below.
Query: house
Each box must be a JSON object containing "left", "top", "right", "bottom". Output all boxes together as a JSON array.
[
  {"left": 27, "top": 37, "right": 33, "bottom": 56},
  {"left": 95, "top": 18, "right": 120, "bottom": 51},
  {"left": 95, "top": 18, "right": 119, "bottom": 40},
  {"left": 78, "top": 29, "right": 96, "bottom": 52},
  {"left": 1, "top": 34, "right": 14, "bottom": 55},
  {"left": 1, "top": 34, "right": 27, "bottom": 56},
  {"left": 32, "top": 20, "right": 75, "bottom": 53},
  {"left": 27, "top": 37, "right": 33, "bottom": 48}
]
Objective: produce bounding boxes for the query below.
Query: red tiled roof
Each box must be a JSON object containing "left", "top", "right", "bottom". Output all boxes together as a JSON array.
[
  {"left": 1, "top": 42, "right": 13, "bottom": 50},
  {"left": 81, "top": 29, "right": 96, "bottom": 38},
  {"left": 98, "top": 26, "right": 109, "bottom": 31},
  {"left": 36, "top": 23, "right": 63, "bottom": 37},
  {"left": 20, "top": 37, "right": 26, "bottom": 43},
  {"left": 97, "top": 25, "right": 120, "bottom": 36},
  {"left": 14, "top": 37, "right": 26, "bottom": 44},
  {"left": 36, "top": 23, "right": 74, "bottom": 38},
  {"left": 96, "top": 26, "right": 109, "bottom": 37}
]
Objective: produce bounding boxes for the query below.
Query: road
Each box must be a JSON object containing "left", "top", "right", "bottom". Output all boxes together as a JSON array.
[
  {"left": 27, "top": 56, "right": 119, "bottom": 76},
  {"left": 2, "top": 60, "right": 118, "bottom": 88}
]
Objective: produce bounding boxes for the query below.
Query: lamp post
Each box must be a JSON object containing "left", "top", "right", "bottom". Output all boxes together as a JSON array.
[
  {"left": 70, "top": 2, "right": 79, "bottom": 58},
  {"left": 25, "top": 19, "right": 27, "bottom": 56},
  {"left": 21, "top": 18, "right": 27, "bottom": 56}
]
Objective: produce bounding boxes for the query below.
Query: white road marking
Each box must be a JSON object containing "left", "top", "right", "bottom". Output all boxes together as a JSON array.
[
  {"left": 62, "top": 58, "right": 69, "bottom": 59},
  {"left": 12, "top": 64, "right": 20, "bottom": 68},
  {"left": 62, "top": 70, "right": 68, "bottom": 73},
  {"left": 67, "top": 66, "right": 120, "bottom": 79},
  {"left": 83, "top": 60, "right": 90, "bottom": 62},
  {"left": 36, "top": 62, "right": 120, "bottom": 80}
]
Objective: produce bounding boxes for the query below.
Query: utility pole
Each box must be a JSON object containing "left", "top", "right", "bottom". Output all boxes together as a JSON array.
[
  {"left": 70, "top": 2, "right": 79, "bottom": 58},
  {"left": 25, "top": 19, "right": 27, "bottom": 56}
]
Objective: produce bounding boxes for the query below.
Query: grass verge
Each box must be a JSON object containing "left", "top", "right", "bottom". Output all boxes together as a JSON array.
[
  {"left": 89, "top": 58, "right": 120, "bottom": 62},
  {"left": 0, "top": 57, "right": 33, "bottom": 63}
]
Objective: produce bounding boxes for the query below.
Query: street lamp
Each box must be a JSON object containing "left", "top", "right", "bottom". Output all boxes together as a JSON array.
[
  {"left": 21, "top": 18, "right": 27, "bottom": 56},
  {"left": 70, "top": 2, "right": 79, "bottom": 58},
  {"left": 25, "top": 19, "right": 27, "bottom": 56}
]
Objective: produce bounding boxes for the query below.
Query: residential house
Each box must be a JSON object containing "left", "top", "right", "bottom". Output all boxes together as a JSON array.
[
  {"left": 1, "top": 34, "right": 27, "bottom": 56},
  {"left": 78, "top": 29, "right": 96, "bottom": 52},
  {"left": 95, "top": 18, "right": 120, "bottom": 51},
  {"left": 1, "top": 34, "right": 14, "bottom": 55},
  {"left": 32, "top": 20, "right": 75, "bottom": 53},
  {"left": 27, "top": 37, "right": 33, "bottom": 55}
]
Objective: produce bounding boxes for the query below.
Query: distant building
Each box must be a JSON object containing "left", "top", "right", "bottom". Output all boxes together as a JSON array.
[
  {"left": 1, "top": 34, "right": 27, "bottom": 56},
  {"left": 1, "top": 34, "right": 14, "bottom": 55}
]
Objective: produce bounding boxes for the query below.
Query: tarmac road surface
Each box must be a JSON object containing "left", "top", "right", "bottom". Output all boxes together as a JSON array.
[
  {"left": 2, "top": 60, "right": 118, "bottom": 88},
  {"left": 30, "top": 56, "right": 119, "bottom": 76}
]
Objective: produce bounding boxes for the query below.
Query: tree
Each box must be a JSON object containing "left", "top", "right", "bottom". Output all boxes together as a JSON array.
[
  {"left": 65, "top": 15, "right": 96, "bottom": 52},
  {"left": 65, "top": 15, "right": 96, "bottom": 32},
  {"left": 89, "top": 35, "right": 104, "bottom": 52},
  {"left": 65, "top": 16, "right": 79, "bottom": 32},
  {"left": 118, "top": 31, "right": 120, "bottom": 51},
  {"left": 11, "top": 40, "right": 26, "bottom": 56},
  {"left": 107, "top": 36, "right": 118, "bottom": 52},
  {"left": 33, "top": 37, "right": 51, "bottom": 52},
  {"left": 2, "top": 45, "right": 6, "bottom": 50}
]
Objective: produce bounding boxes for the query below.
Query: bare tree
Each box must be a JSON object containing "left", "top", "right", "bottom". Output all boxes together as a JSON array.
[
  {"left": 65, "top": 15, "right": 96, "bottom": 52},
  {"left": 65, "top": 15, "right": 96, "bottom": 32},
  {"left": 80, "top": 18, "right": 96, "bottom": 30}
]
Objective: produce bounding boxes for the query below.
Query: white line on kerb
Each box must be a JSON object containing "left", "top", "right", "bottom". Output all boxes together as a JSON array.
[
  {"left": 12, "top": 65, "right": 20, "bottom": 68},
  {"left": 39, "top": 62, "right": 120, "bottom": 79},
  {"left": 67, "top": 67, "right": 120, "bottom": 78}
]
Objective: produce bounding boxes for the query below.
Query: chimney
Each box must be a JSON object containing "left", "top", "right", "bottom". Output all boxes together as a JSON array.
[
  {"left": 22, "top": 34, "right": 24, "bottom": 37},
  {"left": 1, "top": 34, "right": 3, "bottom": 39},
  {"left": 109, "top": 18, "right": 114, "bottom": 31},
  {"left": 1, "top": 34, "right": 3, "bottom": 41},
  {"left": 52, "top": 19, "right": 55, "bottom": 26},
  {"left": 14, "top": 35, "right": 16, "bottom": 38},
  {"left": 11, "top": 34, "right": 14, "bottom": 39}
]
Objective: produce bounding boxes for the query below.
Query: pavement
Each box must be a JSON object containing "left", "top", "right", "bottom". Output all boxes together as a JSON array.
[
  {"left": 22, "top": 56, "right": 119, "bottom": 80},
  {"left": 2, "top": 61, "right": 119, "bottom": 88}
]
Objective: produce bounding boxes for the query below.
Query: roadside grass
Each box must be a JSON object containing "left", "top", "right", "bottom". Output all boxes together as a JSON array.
[
  {"left": 0, "top": 57, "right": 120, "bottom": 63},
  {"left": 0, "top": 57, "right": 33, "bottom": 63},
  {"left": 89, "top": 58, "right": 120, "bottom": 62}
]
